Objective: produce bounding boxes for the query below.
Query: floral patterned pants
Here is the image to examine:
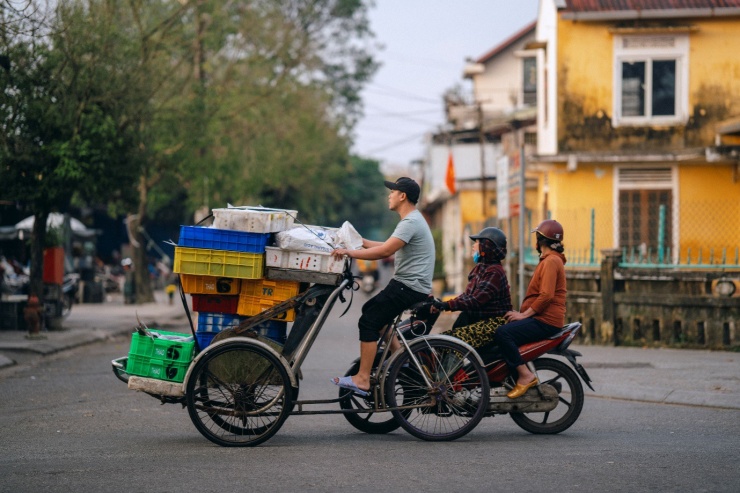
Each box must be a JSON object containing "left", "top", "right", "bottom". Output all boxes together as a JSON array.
[{"left": 441, "top": 316, "right": 507, "bottom": 349}]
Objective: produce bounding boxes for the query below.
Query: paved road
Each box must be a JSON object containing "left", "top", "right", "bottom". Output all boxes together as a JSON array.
[
  {"left": 2, "top": 286, "right": 739, "bottom": 410},
  {"left": 0, "top": 286, "right": 739, "bottom": 492}
]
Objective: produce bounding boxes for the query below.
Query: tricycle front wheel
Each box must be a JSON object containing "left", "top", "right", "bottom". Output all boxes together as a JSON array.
[
  {"left": 385, "top": 338, "right": 490, "bottom": 441},
  {"left": 186, "top": 341, "right": 293, "bottom": 447}
]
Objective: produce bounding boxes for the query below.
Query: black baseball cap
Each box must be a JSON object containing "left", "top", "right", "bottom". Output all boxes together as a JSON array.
[{"left": 384, "top": 177, "right": 420, "bottom": 204}]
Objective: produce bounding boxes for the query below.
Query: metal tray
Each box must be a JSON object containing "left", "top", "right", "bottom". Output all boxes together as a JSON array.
[{"left": 265, "top": 267, "right": 344, "bottom": 286}]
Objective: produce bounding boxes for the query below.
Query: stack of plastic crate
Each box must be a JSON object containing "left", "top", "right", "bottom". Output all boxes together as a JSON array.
[
  {"left": 173, "top": 207, "right": 301, "bottom": 349},
  {"left": 126, "top": 328, "right": 196, "bottom": 383}
]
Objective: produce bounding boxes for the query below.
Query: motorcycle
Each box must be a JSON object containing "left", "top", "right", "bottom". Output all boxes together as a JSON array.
[
  {"left": 60, "top": 273, "right": 79, "bottom": 318},
  {"left": 357, "top": 259, "right": 379, "bottom": 293},
  {"left": 340, "top": 314, "right": 594, "bottom": 436}
]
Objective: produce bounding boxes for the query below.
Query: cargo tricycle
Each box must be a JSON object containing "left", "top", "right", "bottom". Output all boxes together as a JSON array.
[{"left": 112, "top": 259, "right": 492, "bottom": 447}]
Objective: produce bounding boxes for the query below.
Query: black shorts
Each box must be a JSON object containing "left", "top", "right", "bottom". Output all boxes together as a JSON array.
[{"left": 358, "top": 279, "right": 429, "bottom": 342}]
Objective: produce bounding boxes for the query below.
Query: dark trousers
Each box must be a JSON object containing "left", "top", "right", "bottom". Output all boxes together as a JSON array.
[
  {"left": 493, "top": 318, "right": 562, "bottom": 369},
  {"left": 358, "top": 279, "right": 429, "bottom": 342}
]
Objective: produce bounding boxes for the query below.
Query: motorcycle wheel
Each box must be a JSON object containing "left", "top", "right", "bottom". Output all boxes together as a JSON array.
[
  {"left": 509, "top": 357, "right": 584, "bottom": 435},
  {"left": 339, "top": 358, "right": 405, "bottom": 434}
]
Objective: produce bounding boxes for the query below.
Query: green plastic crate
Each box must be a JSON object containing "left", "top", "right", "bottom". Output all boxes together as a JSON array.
[
  {"left": 126, "top": 355, "right": 190, "bottom": 383},
  {"left": 128, "top": 328, "right": 195, "bottom": 364}
]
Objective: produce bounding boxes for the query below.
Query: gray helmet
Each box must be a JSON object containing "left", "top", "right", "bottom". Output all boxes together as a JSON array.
[{"left": 469, "top": 227, "right": 507, "bottom": 250}]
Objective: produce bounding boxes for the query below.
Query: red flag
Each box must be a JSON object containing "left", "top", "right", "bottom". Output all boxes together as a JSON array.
[{"left": 445, "top": 152, "right": 456, "bottom": 194}]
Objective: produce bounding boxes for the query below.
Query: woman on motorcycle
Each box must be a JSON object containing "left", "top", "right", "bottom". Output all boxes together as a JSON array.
[
  {"left": 430, "top": 227, "right": 512, "bottom": 349},
  {"left": 495, "top": 219, "right": 567, "bottom": 399}
]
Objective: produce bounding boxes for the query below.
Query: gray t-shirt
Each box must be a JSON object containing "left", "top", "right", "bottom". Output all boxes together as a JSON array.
[{"left": 391, "top": 209, "right": 435, "bottom": 294}]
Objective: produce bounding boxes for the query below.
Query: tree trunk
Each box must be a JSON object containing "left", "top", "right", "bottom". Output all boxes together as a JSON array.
[
  {"left": 132, "top": 174, "right": 155, "bottom": 303},
  {"left": 29, "top": 210, "right": 48, "bottom": 300}
]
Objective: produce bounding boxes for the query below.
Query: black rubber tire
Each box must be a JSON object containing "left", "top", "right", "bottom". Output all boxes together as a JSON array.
[
  {"left": 510, "top": 357, "right": 584, "bottom": 435},
  {"left": 186, "top": 341, "right": 292, "bottom": 447},
  {"left": 385, "top": 338, "right": 490, "bottom": 442},
  {"left": 339, "top": 359, "right": 403, "bottom": 434}
]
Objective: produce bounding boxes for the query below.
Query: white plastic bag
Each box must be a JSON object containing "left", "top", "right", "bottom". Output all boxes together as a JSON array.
[
  {"left": 275, "top": 221, "right": 362, "bottom": 253},
  {"left": 336, "top": 221, "right": 363, "bottom": 250},
  {"left": 276, "top": 225, "right": 337, "bottom": 253}
]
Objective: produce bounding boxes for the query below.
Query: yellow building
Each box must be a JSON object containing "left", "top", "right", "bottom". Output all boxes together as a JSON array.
[{"left": 528, "top": 0, "right": 740, "bottom": 266}]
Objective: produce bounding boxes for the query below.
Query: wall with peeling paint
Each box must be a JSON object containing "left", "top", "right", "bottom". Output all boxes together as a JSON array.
[
  {"left": 555, "top": 17, "right": 740, "bottom": 152},
  {"left": 546, "top": 163, "right": 615, "bottom": 257}
]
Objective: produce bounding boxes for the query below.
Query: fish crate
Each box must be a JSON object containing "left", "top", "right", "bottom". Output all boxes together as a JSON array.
[
  {"left": 239, "top": 278, "right": 301, "bottom": 301},
  {"left": 127, "top": 328, "right": 196, "bottom": 364},
  {"left": 178, "top": 274, "right": 241, "bottom": 295},
  {"left": 125, "top": 355, "right": 190, "bottom": 383},
  {"left": 236, "top": 295, "right": 295, "bottom": 322},
  {"left": 264, "top": 247, "right": 345, "bottom": 274},
  {"left": 212, "top": 207, "right": 297, "bottom": 233},
  {"left": 178, "top": 226, "right": 270, "bottom": 253},
  {"left": 174, "top": 246, "right": 264, "bottom": 279},
  {"left": 191, "top": 294, "right": 240, "bottom": 314},
  {"left": 196, "top": 320, "right": 287, "bottom": 348}
]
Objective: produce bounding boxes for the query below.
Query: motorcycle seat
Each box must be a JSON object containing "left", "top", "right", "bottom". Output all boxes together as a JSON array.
[{"left": 547, "top": 322, "right": 581, "bottom": 340}]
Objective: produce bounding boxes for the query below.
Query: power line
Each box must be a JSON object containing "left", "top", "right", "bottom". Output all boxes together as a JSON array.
[
  {"left": 364, "top": 108, "right": 441, "bottom": 117},
  {"left": 363, "top": 103, "right": 440, "bottom": 126},
  {"left": 362, "top": 131, "right": 428, "bottom": 155},
  {"left": 364, "top": 83, "right": 441, "bottom": 104}
]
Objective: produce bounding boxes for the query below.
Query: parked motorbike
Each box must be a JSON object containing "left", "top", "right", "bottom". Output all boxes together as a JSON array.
[
  {"left": 341, "top": 315, "right": 594, "bottom": 436},
  {"left": 60, "top": 273, "right": 79, "bottom": 318},
  {"left": 357, "top": 259, "right": 379, "bottom": 293}
]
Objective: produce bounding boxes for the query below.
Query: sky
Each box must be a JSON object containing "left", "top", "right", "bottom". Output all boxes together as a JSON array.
[{"left": 353, "top": 0, "right": 540, "bottom": 173}]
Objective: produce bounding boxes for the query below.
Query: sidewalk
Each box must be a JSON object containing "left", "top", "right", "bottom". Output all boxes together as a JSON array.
[
  {"left": 0, "top": 291, "right": 187, "bottom": 368},
  {"left": 1, "top": 297, "right": 738, "bottom": 410}
]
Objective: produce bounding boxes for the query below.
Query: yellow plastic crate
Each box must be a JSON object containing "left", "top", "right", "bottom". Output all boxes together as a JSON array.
[
  {"left": 174, "top": 247, "right": 264, "bottom": 279},
  {"left": 236, "top": 295, "right": 296, "bottom": 322},
  {"left": 179, "top": 274, "right": 241, "bottom": 295},
  {"left": 240, "top": 278, "right": 300, "bottom": 301}
]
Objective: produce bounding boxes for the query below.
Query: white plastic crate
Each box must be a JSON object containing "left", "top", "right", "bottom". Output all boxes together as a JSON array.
[
  {"left": 265, "top": 247, "right": 345, "bottom": 274},
  {"left": 212, "top": 206, "right": 297, "bottom": 233}
]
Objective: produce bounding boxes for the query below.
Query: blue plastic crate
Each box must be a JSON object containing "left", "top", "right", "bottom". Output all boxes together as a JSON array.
[
  {"left": 196, "top": 331, "right": 218, "bottom": 349},
  {"left": 256, "top": 320, "right": 287, "bottom": 344},
  {"left": 196, "top": 312, "right": 249, "bottom": 333},
  {"left": 178, "top": 226, "right": 270, "bottom": 253},
  {"left": 195, "top": 314, "right": 287, "bottom": 348}
]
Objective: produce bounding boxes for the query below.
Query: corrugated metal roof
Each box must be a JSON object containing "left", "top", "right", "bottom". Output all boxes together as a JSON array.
[
  {"left": 563, "top": 0, "right": 740, "bottom": 12},
  {"left": 476, "top": 21, "right": 536, "bottom": 64}
]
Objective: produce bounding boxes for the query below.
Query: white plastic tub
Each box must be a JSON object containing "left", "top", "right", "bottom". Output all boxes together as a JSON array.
[
  {"left": 265, "top": 247, "right": 345, "bottom": 274},
  {"left": 212, "top": 206, "right": 297, "bottom": 233}
]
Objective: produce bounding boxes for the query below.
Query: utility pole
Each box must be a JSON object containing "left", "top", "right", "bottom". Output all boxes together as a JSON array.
[
  {"left": 477, "top": 102, "right": 487, "bottom": 219},
  {"left": 519, "top": 144, "right": 526, "bottom": 305}
]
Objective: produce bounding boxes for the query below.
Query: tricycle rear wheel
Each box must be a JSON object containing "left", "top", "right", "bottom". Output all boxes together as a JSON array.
[{"left": 186, "top": 341, "right": 292, "bottom": 447}]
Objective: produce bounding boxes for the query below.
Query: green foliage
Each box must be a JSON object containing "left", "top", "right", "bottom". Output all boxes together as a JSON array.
[
  {"left": 1, "top": 0, "right": 378, "bottom": 299},
  {"left": 44, "top": 227, "right": 63, "bottom": 248}
]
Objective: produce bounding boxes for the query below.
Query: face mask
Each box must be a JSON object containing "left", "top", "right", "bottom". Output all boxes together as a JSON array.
[{"left": 473, "top": 252, "right": 481, "bottom": 263}]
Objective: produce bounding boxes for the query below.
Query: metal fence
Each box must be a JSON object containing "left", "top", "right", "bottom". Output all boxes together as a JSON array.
[{"left": 521, "top": 202, "right": 740, "bottom": 270}]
